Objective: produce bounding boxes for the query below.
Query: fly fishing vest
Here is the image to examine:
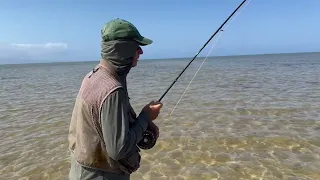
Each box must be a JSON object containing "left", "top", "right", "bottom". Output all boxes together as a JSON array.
[{"left": 68, "top": 64, "right": 127, "bottom": 174}]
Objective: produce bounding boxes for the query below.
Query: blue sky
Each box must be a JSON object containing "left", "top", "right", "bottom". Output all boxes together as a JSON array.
[{"left": 0, "top": 0, "right": 319, "bottom": 64}]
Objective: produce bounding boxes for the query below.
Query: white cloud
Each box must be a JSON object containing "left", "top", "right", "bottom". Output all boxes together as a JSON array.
[
  {"left": 10, "top": 42, "right": 68, "bottom": 49},
  {"left": 0, "top": 42, "right": 69, "bottom": 64}
]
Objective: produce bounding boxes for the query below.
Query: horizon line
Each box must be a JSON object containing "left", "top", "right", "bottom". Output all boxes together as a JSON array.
[{"left": 1, "top": 51, "right": 319, "bottom": 66}]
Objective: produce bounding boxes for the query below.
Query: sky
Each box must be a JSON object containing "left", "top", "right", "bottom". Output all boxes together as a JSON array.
[{"left": 0, "top": 0, "right": 319, "bottom": 64}]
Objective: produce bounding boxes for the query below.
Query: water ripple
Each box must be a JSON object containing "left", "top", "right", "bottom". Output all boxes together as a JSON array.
[{"left": 1, "top": 54, "right": 320, "bottom": 179}]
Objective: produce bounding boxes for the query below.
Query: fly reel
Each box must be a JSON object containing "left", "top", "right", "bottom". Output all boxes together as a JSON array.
[{"left": 137, "top": 128, "right": 157, "bottom": 150}]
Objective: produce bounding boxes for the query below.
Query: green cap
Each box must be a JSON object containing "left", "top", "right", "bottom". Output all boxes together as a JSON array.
[{"left": 101, "top": 18, "right": 153, "bottom": 46}]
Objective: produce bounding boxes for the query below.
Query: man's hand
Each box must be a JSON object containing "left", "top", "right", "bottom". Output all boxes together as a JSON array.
[{"left": 143, "top": 101, "right": 163, "bottom": 121}]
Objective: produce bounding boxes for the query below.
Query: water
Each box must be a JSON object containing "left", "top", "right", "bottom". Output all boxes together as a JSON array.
[{"left": 1, "top": 52, "right": 320, "bottom": 180}]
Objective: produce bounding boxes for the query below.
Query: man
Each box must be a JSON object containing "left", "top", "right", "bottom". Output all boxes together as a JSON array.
[{"left": 68, "top": 18, "right": 163, "bottom": 180}]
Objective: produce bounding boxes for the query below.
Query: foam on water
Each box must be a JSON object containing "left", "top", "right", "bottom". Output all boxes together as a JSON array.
[{"left": 1, "top": 53, "right": 320, "bottom": 180}]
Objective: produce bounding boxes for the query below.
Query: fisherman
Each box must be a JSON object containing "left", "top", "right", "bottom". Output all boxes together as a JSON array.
[{"left": 68, "top": 18, "right": 163, "bottom": 180}]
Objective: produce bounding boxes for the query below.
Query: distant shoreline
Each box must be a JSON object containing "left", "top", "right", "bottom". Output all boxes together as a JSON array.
[
  {"left": 1, "top": 51, "right": 319, "bottom": 66},
  {"left": 144, "top": 51, "right": 320, "bottom": 61}
]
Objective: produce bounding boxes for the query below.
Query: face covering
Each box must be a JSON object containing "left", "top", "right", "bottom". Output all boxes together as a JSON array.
[{"left": 101, "top": 40, "right": 139, "bottom": 91}]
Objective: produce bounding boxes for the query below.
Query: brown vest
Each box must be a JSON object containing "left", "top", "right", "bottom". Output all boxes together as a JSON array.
[{"left": 68, "top": 64, "right": 127, "bottom": 174}]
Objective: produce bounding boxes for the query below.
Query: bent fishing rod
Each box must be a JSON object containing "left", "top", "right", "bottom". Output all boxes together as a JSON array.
[
  {"left": 138, "top": 0, "right": 249, "bottom": 150},
  {"left": 158, "top": 0, "right": 247, "bottom": 102}
]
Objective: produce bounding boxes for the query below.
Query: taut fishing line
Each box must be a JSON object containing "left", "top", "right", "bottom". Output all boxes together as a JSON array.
[
  {"left": 137, "top": 0, "right": 252, "bottom": 150},
  {"left": 170, "top": 0, "right": 252, "bottom": 116}
]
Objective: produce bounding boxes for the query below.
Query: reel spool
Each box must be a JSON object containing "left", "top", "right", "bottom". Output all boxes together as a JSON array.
[{"left": 137, "top": 128, "right": 157, "bottom": 150}]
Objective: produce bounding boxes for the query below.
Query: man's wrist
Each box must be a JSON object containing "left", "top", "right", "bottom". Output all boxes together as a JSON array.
[
  {"left": 141, "top": 109, "right": 152, "bottom": 122},
  {"left": 137, "top": 110, "right": 151, "bottom": 132}
]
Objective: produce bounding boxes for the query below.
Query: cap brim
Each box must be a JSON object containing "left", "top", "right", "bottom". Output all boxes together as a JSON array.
[{"left": 133, "top": 36, "right": 153, "bottom": 46}]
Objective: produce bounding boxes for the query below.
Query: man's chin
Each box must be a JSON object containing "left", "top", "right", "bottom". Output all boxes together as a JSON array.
[{"left": 132, "top": 61, "right": 139, "bottom": 67}]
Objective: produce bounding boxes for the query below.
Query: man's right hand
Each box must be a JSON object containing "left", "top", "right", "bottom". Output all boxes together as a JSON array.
[{"left": 143, "top": 101, "right": 163, "bottom": 121}]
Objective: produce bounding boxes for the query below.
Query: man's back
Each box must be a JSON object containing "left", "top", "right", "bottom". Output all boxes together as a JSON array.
[{"left": 68, "top": 65, "right": 123, "bottom": 173}]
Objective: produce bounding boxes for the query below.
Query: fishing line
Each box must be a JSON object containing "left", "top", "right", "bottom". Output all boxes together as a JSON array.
[
  {"left": 169, "top": 0, "right": 252, "bottom": 116},
  {"left": 137, "top": 0, "right": 252, "bottom": 150},
  {"left": 156, "top": 0, "right": 248, "bottom": 103}
]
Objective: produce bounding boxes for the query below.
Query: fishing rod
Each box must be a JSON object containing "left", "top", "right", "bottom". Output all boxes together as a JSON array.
[
  {"left": 158, "top": 0, "right": 247, "bottom": 102},
  {"left": 137, "top": 0, "right": 249, "bottom": 150}
]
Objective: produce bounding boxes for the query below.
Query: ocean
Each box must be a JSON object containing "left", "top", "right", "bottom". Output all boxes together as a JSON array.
[{"left": 1, "top": 52, "right": 319, "bottom": 180}]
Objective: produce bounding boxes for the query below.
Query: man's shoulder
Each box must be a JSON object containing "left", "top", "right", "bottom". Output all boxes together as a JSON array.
[
  {"left": 80, "top": 69, "right": 122, "bottom": 90},
  {"left": 106, "top": 87, "right": 128, "bottom": 101},
  {"left": 77, "top": 71, "right": 125, "bottom": 105}
]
